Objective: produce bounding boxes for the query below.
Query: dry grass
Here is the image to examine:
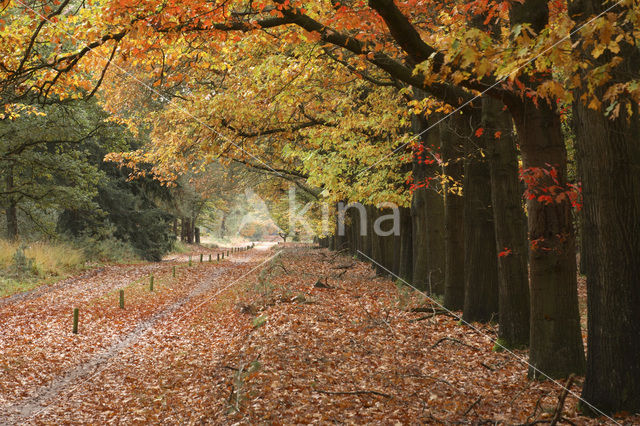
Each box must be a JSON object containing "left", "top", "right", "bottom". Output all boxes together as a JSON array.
[
  {"left": 0, "top": 240, "right": 85, "bottom": 274},
  {"left": 0, "top": 240, "right": 86, "bottom": 298},
  {"left": 25, "top": 241, "right": 85, "bottom": 275}
]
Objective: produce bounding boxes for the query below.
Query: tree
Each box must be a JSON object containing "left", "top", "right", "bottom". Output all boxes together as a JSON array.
[
  {"left": 0, "top": 102, "right": 104, "bottom": 239},
  {"left": 568, "top": 0, "right": 640, "bottom": 414}
]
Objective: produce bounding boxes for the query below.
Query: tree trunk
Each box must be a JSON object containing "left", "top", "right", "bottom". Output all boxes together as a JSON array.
[
  {"left": 190, "top": 217, "right": 196, "bottom": 244},
  {"left": 5, "top": 167, "right": 18, "bottom": 240},
  {"left": 219, "top": 213, "right": 227, "bottom": 238},
  {"left": 350, "top": 207, "right": 359, "bottom": 254},
  {"left": 509, "top": 98, "right": 585, "bottom": 378},
  {"left": 392, "top": 230, "right": 401, "bottom": 276},
  {"left": 574, "top": 97, "right": 640, "bottom": 413},
  {"left": 440, "top": 116, "right": 466, "bottom": 309},
  {"left": 180, "top": 217, "right": 187, "bottom": 242},
  {"left": 507, "top": 0, "right": 584, "bottom": 379},
  {"left": 6, "top": 200, "right": 18, "bottom": 241},
  {"left": 369, "top": 207, "right": 385, "bottom": 276},
  {"left": 362, "top": 205, "right": 373, "bottom": 258},
  {"left": 569, "top": 0, "right": 640, "bottom": 412},
  {"left": 398, "top": 206, "right": 413, "bottom": 283},
  {"left": 484, "top": 97, "right": 530, "bottom": 348},
  {"left": 462, "top": 109, "right": 500, "bottom": 323},
  {"left": 411, "top": 110, "right": 446, "bottom": 294}
]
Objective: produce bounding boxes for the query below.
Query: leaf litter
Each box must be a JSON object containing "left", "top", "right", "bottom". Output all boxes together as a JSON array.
[{"left": 0, "top": 244, "right": 636, "bottom": 424}]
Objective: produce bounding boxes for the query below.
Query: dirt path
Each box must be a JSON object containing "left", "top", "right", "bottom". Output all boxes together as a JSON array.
[
  {"left": 3, "top": 244, "right": 632, "bottom": 424},
  {"left": 0, "top": 245, "right": 273, "bottom": 425},
  {"left": 1, "top": 267, "right": 227, "bottom": 424}
]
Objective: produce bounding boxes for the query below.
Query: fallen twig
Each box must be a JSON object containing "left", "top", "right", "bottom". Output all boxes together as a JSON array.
[
  {"left": 523, "top": 391, "right": 552, "bottom": 425},
  {"left": 431, "top": 337, "right": 479, "bottom": 351},
  {"left": 332, "top": 263, "right": 355, "bottom": 270},
  {"left": 356, "top": 298, "right": 396, "bottom": 336},
  {"left": 410, "top": 306, "right": 442, "bottom": 313},
  {"left": 509, "top": 381, "right": 533, "bottom": 406},
  {"left": 409, "top": 310, "right": 457, "bottom": 322},
  {"left": 223, "top": 365, "right": 239, "bottom": 371},
  {"left": 480, "top": 362, "right": 495, "bottom": 371},
  {"left": 550, "top": 375, "right": 575, "bottom": 426},
  {"left": 314, "top": 388, "right": 391, "bottom": 398},
  {"left": 313, "top": 277, "right": 332, "bottom": 288},
  {"left": 463, "top": 396, "right": 482, "bottom": 416}
]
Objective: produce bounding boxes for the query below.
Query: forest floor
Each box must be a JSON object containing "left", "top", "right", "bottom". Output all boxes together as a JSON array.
[{"left": 0, "top": 243, "right": 636, "bottom": 425}]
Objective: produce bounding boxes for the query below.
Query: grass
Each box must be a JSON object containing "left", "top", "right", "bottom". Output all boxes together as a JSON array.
[{"left": 0, "top": 240, "right": 86, "bottom": 298}]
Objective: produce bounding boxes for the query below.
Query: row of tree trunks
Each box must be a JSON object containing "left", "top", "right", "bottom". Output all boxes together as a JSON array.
[
  {"left": 324, "top": 102, "right": 529, "bottom": 347},
  {"left": 180, "top": 217, "right": 199, "bottom": 244},
  {"left": 324, "top": 83, "right": 579, "bottom": 383},
  {"left": 321, "top": 0, "right": 639, "bottom": 414}
]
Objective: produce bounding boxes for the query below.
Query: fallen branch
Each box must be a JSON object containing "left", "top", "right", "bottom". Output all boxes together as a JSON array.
[
  {"left": 480, "top": 362, "right": 495, "bottom": 371},
  {"left": 431, "top": 337, "right": 479, "bottom": 351},
  {"left": 313, "top": 277, "right": 332, "bottom": 288},
  {"left": 314, "top": 388, "right": 391, "bottom": 398},
  {"left": 332, "top": 263, "right": 355, "bottom": 270},
  {"left": 335, "top": 269, "right": 348, "bottom": 279},
  {"left": 523, "top": 391, "right": 552, "bottom": 425},
  {"left": 550, "top": 375, "right": 575, "bottom": 426},
  {"left": 509, "top": 380, "right": 533, "bottom": 406},
  {"left": 410, "top": 306, "right": 443, "bottom": 313},
  {"left": 356, "top": 298, "right": 396, "bottom": 336},
  {"left": 329, "top": 248, "right": 349, "bottom": 260},
  {"left": 409, "top": 310, "right": 457, "bottom": 322},
  {"left": 463, "top": 396, "right": 482, "bottom": 416}
]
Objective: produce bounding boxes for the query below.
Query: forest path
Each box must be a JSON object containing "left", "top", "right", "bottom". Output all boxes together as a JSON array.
[
  {"left": 0, "top": 244, "right": 630, "bottom": 424},
  {"left": 0, "top": 244, "right": 272, "bottom": 424}
]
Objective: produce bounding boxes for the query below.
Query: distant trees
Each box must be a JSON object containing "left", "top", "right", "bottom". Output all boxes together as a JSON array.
[
  {"left": 1, "top": 102, "right": 105, "bottom": 240},
  {"left": 0, "top": 99, "right": 176, "bottom": 261}
]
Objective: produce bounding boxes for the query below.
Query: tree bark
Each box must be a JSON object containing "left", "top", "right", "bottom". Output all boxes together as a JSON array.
[
  {"left": 574, "top": 101, "right": 640, "bottom": 415},
  {"left": 190, "top": 217, "right": 196, "bottom": 244},
  {"left": 484, "top": 97, "right": 530, "bottom": 347},
  {"left": 180, "top": 217, "right": 187, "bottom": 243},
  {"left": 6, "top": 200, "right": 18, "bottom": 241},
  {"left": 369, "top": 206, "right": 385, "bottom": 275},
  {"left": 362, "top": 205, "right": 373, "bottom": 258},
  {"left": 462, "top": 108, "right": 500, "bottom": 323},
  {"left": 5, "top": 166, "right": 18, "bottom": 240},
  {"left": 569, "top": 0, "right": 640, "bottom": 413},
  {"left": 507, "top": 0, "right": 584, "bottom": 379},
  {"left": 411, "top": 110, "right": 446, "bottom": 294},
  {"left": 509, "top": 98, "right": 585, "bottom": 378},
  {"left": 392, "top": 230, "right": 401, "bottom": 276},
  {"left": 334, "top": 203, "right": 347, "bottom": 251},
  {"left": 398, "top": 206, "right": 413, "bottom": 282},
  {"left": 219, "top": 212, "right": 227, "bottom": 238},
  {"left": 440, "top": 115, "right": 466, "bottom": 309}
]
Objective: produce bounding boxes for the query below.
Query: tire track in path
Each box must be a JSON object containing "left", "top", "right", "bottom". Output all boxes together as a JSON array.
[{"left": 0, "top": 266, "right": 228, "bottom": 424}]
